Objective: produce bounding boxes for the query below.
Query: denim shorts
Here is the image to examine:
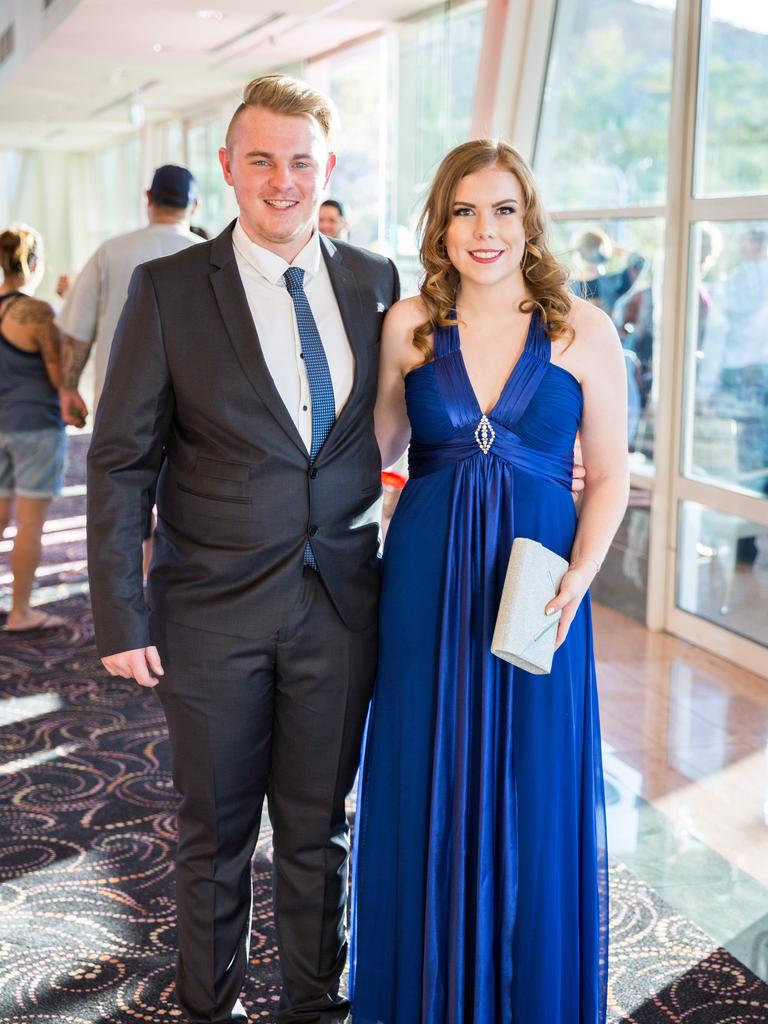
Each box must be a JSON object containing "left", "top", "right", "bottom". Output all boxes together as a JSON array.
[{"left": 0, "top": 428, "right": 67, "bottom": 499}]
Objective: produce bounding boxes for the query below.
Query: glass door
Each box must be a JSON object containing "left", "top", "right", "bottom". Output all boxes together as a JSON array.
[
  {"left": 666, "top": 0, "right": 768, "bottom": 676},
  {"left": 529, "top": 0, "right": 679, "bottom": 626}
]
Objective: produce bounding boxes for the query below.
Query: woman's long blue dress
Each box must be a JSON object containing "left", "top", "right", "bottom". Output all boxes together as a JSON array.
[{"left": 350, "top": 312, "right": 608, "bottom": 1024}]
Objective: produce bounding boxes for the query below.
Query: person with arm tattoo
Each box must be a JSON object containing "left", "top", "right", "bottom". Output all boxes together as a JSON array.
[
  {"left": 0, "top": 226, "right": 77, "bottom": 631},
  {"left": 58, "top": 335, "right": 89, "bottom": 427}
]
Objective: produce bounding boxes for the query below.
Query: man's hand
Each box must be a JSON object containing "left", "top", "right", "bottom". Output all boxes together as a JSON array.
[
  {"left": 571, "top": 437, "right": 585, "bottom": 500},
  {"left": 102, "top": 646, "right": 164, "bottom": 688},
  {"left": 571, "top": 462, "right": 586, "bottom": 498},
  {"left": 59, "top": 387, "right": 88, "bottom": 428}
]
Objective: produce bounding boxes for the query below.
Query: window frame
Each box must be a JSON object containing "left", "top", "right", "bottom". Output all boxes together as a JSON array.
[{"left": 499, "top": 0, "right": 768, "bottom": 675}]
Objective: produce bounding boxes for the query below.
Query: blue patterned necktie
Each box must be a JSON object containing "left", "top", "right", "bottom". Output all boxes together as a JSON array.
[{"left": 283, "top": 265, "right": 336, "bottom": 568}]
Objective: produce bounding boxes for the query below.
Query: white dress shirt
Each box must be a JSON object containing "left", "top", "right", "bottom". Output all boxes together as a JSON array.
[{"left": 231, "top": 219, "right": 354, "bottom": 452}]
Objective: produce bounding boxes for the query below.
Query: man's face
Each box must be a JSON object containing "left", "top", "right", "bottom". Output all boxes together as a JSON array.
[
  {"left": 739, "top": 231, "right": 768, "bottom": 262},
  {"left": 219, "top": 106, "right": 336, "bottom": 259},
  {"left": 319, "top": 205, "right": 347, "bottom": 239}
]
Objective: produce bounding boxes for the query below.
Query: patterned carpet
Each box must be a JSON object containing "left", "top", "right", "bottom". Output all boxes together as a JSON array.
[{"left": 1, "top": 435, "right": 767, "bottom": 1022}]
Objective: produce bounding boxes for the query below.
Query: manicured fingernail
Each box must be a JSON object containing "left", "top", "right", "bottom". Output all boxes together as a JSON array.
[{"left": 545, "top": 607, "right": 555, "bottom": 616}]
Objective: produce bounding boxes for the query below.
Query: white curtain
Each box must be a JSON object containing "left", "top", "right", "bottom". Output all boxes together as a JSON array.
[{"left": 1, "top": 147, "right": 110, "bottom": 305}]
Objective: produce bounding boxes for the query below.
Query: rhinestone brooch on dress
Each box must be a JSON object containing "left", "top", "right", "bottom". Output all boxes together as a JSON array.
[{"left": 474, "top": 414, "right": 496, "bottom": 454}]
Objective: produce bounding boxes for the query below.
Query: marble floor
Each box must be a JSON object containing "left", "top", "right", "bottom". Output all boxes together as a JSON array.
[{"left": 594, "top": 603, "right": 768, "bottom": 984}]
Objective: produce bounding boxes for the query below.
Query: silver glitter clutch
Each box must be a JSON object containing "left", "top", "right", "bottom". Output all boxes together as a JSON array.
[{"left": 491, "top": 538, "right": 569, "bottom": 675}]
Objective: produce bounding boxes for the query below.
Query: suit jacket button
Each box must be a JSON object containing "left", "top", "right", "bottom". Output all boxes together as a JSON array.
[
  {"left": 310, "top": 468, "right": 318, "bottom": 479},
  {"left": 308, "top": 525, "right": 319, "bottom": 537}
]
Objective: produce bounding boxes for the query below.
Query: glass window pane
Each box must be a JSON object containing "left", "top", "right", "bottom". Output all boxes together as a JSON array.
[
  {"left": 160, "top": 120, "right": 184, "bottom": 164},
  {"left": 186, "top": 118, "right": 228, "bottom": 237},
  {"left": 694, "top": 1, "right": 768, "bottom": 198},
  {"left": 684, "top": 220, "right": 768, "bottom": 499},
  {"left": 0, "top": 150, "right": 22, "bottom": 226},
  {"left": 86, "top": 135, "right": 142, "bottom": 245},
  {"left": 590, "top": 486, "right": 650, "bottom": 623},
  {"left": 306, "top": 36, "right": 386, "bottom": 249},
  {"left": 676, "top": 500, "right": 768, "bottom": 646},
  {"left": 390, "top": 0, "right": 487, "bottom": 293},
  {"left": 535, "top": 0, "right": 676, "bottom": 210},
  {"left": 550, "top": 217, "right": 664, "bottom": 468}
]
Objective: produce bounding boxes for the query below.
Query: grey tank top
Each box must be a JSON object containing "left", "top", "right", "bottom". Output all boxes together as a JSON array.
[{"left": 0, "top": 292, "right": 63, "bottom": 432}]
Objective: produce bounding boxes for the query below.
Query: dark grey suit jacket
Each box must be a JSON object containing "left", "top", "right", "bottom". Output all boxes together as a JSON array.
[{"left": 87, "top": 223, "right": 400, "bottom": 658}]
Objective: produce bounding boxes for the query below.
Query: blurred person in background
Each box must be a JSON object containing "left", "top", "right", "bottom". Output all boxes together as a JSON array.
[
  {"left": 720, "top": 227, "right": 768, "bottom": 445},
  {"left": 0, "top": 227, "right": 70, "bottom": 631},
  {"left": 690, "top": 222, "right": 726, "bottom": 405},
  {"left": 720, "top": 226, "right": 768, "bottom": 560},
  {"left": 319, "top": 198, "right": 349, "bottom": 240},
  {"left": 56, "top": 165, "right": 202, "bottom": 576},
  {"left": 570, "top": 227, "right": 645, "bottom": 318},
  {"left": 55, "top": 164, "right": 202, "bottom": 426},
  {"left": 571, "top": 228, "right": 651, "bottom": 454}
]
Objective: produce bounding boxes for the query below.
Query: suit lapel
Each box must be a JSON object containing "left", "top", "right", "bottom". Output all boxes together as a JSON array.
[
  {"left": 320, "top": 236, "right": 369, "bottom": 445},
  {"left": 209, "top": 223, "right": 307, "bottom": 456}
]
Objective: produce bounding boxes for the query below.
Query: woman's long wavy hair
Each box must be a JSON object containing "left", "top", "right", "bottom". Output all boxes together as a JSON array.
[{"left": 414, "top": 139, "right": 573, "bottom": 361}]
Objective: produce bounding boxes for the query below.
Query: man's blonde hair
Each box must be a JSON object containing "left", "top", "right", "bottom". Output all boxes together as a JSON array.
[{"left": 225, "top": 74, "right": 336, "bottom": 149}]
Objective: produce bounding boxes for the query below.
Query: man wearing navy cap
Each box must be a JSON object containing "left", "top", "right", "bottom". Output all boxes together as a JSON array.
[
  {"left": 56, "top": 164, "right": 201, "bottom": 424},
  {"left": 57, "top": 165, "right": 201, "bottom": 575}
]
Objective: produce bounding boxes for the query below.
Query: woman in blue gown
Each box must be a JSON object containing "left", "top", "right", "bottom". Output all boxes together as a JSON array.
[{"left": 350, "top": 141, "right": 629, "bottom": 1023}]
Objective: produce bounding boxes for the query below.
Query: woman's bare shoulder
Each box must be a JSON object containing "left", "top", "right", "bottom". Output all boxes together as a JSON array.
[
  {"left": 381, "top": 295, "right": 430, "bottom": 368},
  {"left": 7, "top": 294, "right": 54, "bottom": 324},
  {"left": 560, "top": 295, "right": 624, "bottom": 389},
  {"left": 550, "top": 296, "right": 621, "bottom": 383},
  {"left": 567, "top": 294, "right": 614, "bottom": 335},
  {"left": 566, "top": 296, "right": 621, "bottom": 355},
  {"left": 384, "top": 294, "right": 428, "bottom": 330}
]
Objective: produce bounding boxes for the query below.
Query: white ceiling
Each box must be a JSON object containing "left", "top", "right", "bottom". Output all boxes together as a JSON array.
[{"left": 0, "top": 0, "right": 427, "bottom": 151}]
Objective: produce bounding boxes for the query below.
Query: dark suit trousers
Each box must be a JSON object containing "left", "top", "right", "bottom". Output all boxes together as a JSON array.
[{"left": 153, "top": 569, "right": 377, "bottom": 1023}]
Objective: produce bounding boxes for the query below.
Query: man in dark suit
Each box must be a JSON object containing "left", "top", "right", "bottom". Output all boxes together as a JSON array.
[{"left": 87, "top": 74, "right": 398, "bottom": 1024}]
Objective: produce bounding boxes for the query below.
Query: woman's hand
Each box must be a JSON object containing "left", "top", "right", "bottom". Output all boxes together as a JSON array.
[{"left": 545, "top": 560, "right": 598, "bottom": 650}]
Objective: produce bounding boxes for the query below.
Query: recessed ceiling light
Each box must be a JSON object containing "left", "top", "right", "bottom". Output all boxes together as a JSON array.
[
  {"left": 197, "top": 8, "right": 225, "bottom": 18},
  {"left": 152, "top": 42, "right": 164, "bottom": 52}
]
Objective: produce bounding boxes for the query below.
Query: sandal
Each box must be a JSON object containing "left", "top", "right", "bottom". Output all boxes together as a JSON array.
[{"left": 2, "top": 610, "right": 67, "bottom": 632}]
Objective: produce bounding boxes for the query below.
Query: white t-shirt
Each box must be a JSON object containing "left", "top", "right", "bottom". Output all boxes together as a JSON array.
[{"left": 55, "top": 222, "right": 201, "bottom": 404}]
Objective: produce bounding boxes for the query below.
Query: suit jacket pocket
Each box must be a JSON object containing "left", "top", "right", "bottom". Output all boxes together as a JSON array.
[
  {"left": 194, "top": 456, "right": 252, "bottom": 482},
  {"left": 175, "top": 482, "right": 254, "bottom": 522}
]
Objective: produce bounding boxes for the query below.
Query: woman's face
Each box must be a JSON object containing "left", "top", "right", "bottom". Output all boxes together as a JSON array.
[{"left": 444, "top": 164, "right": 527, "bottom": 290}]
